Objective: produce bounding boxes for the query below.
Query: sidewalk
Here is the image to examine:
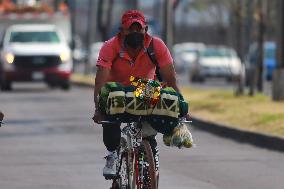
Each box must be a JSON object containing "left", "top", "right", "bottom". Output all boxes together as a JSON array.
[{"left": 71, "top": 73, "right": 284, "bottom": 152}]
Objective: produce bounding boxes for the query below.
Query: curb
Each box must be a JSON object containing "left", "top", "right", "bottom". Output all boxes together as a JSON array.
[
  {"left": 190, "top": 116, "right": 284, "bottom": 152},
  {"left": 71, "top": 75, "right": 284, "bottom": 152}
]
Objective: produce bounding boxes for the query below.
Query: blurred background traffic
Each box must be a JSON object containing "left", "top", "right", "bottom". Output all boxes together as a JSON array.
[
  {"left": 1, "top": 2, "right": 284, "bottom": 188},
  {"left": 0, "top": 0, "right": 284, "bottom": 101}
]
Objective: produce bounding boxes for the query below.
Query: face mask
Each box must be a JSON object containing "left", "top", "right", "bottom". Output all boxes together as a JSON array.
[{"left": 124, "top": 32, "right": 144, "bottom": 49}]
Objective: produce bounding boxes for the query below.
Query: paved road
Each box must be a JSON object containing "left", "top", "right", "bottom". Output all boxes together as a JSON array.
[{"left": 0, "top": 84, "right": 283, "bottom": 189}]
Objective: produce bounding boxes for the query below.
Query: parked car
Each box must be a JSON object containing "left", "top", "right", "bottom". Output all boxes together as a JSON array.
[
  {"left": 245, "top": 41, "right": 276, "bottom": 84},
  {"left": 173, "top": 42, "right": 205, "bottom": 73},
  {"left": 189, "top": 46, "right": 242, "bottom": 82},
  {"left": 89, "top": 42, "right": 104, "bottom": 71}
]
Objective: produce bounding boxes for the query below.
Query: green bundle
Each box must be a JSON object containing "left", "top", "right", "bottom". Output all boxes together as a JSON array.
[
  {"left": 147, "top": 87, "right": 189, "bottom": 134},
  {"left": 98, "top": 82, "right": 189, "bottom": 135},
  {"left": 98, "top": 82, "right": 126, "bottom": 122}
]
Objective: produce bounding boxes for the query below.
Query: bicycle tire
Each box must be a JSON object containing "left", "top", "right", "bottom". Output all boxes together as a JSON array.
[
  {"left": 118, "top": 151, "right": 130, "bottom": 189},
  {"left": 136, "top": 140, "right": 157, "bottom": 189},
  {"left": 114, "top": 137, "right": 131, "bottom": 189}
]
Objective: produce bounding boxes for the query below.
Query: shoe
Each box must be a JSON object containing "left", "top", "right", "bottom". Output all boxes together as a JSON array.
[{"left": 103, "top": 152, "right": 118, "bottom": 179}]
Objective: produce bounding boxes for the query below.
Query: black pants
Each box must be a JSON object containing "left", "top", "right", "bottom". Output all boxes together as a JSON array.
[{"left": 103, "top": 123, "right": 159, "bottom": 171}]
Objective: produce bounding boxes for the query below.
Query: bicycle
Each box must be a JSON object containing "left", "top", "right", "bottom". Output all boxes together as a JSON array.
[
  {"left": 97, "top": 77, "right": 190, "bottom": 188},
  {"left": 100, "top": 119, "right": 158, "bottom": 189},
  {"left": 100, "top": 118, "right": 191, "bottom": 189}
]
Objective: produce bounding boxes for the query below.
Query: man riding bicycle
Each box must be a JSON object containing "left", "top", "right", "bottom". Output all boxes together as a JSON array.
[{"left": 93, "top": 10, "right": 189, "bottom": 178}]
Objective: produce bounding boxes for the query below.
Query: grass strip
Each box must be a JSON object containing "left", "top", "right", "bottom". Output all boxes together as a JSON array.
[{"left": 181, "top": 87, "right": 284, "bottom": 137}]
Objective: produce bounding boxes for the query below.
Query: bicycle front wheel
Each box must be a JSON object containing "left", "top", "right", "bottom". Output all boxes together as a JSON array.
[
  {"left": 136, "top": 140, "right": 158, "bottom": 189},
  {"left": 118, "top": 151, "right": 130, "bottom": 189},
  {"left": 116, "top": 137, "right": 131, "bottom": 189}
]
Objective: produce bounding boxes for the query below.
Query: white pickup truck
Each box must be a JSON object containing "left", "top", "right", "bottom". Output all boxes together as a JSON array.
[{"left": 0, "top": 24, "right": 72, "bottom": 90}]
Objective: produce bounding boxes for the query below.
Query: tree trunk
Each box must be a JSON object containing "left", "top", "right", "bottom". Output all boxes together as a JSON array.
[
  {"left": 85, "top": 0, "right": 98, "bottom": 74},
  {"left": 97, "top": 0, "right": 113, "bottom": 41},
  {"left": 248, "top": 1, "right": 255, "bottom": 96},
  {"left": 163, "top": 0, "right": 174, "bottom": 53},
  {"left": 53, "top": 0, "right": 59, "bottom": 11},
  {"left": 257, "top": 0, "right": 264, "bottom": 92},
  {"left": 272, "top": 0, "right": 284, "bottom": 101},
  {"left": 68, "top": 0, "right": 76, "bottom": 71},
  {"left": 234, "top": 0, "right": 245, "bottom": 96}
]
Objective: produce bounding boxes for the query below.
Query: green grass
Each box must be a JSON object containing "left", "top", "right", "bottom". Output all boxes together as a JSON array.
[
  {"left": 256, "top": 113, "right": 284, "bottom": 125},
  {"left": 181, "top": 87, "right": 284, "bottom": 137}
]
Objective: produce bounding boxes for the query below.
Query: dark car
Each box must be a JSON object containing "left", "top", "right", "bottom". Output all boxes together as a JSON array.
[{"left": 245, "top": 41, "right": 277, "bottom": 83}]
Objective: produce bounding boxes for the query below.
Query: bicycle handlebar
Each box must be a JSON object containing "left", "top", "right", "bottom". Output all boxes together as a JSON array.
[
  {"left": 179, "top": 120, "right": 192, "bottom": 123},
  {"left": 98, "top": 119, "right": 192, "bottom": 125},
  {"left": 98, "top": 121, "right": 121, "bottom": 124}
]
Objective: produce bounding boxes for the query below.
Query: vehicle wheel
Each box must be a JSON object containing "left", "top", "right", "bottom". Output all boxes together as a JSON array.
[
  {"left": 1, "top": 81, "right": 12, "bottom": 91},
  {"left": 226, "top": 76, "right": 233, "bottom": 82},
  {"left": 190, "top": 75, "right": 198, "bottom": 83},
  {"left": 199, "top": 76, "right": 205, "bottom": 82},
  {"left": 61, "top": 81, "right": 71, "bottom": 91},
  {"left": 47, "top": 82, "right": 57, "bottom": 89}
]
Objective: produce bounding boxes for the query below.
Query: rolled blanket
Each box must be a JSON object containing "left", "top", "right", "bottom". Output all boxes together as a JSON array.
[
  {"left": 98, "top": 82, "right": 189, "bottom": 134},
  {"left": 99, "top": 82, "right": 126, "bottom": 122}
]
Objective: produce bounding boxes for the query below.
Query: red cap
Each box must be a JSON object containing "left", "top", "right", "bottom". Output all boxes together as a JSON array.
[{"left": 121, "top": 10, "right": 146, "bottom": 29}]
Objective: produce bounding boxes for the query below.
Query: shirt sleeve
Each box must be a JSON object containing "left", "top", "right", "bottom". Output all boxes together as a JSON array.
[
  {"left": 96, "top": 39, "right": 117, "bottom": 69},
  {"left": 153, "top": 37, "right": 173, "bottom": 68}
]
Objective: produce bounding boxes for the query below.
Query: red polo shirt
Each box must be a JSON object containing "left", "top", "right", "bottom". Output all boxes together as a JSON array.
[{"left": 96, "top": 33, "right": 173, "bottom": 86}]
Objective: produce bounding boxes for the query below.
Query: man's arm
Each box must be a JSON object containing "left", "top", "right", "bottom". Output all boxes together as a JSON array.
[
  {"left": 159, "top": 64, "right": 181, "bottom": 93},
  {"left": 94, "top": 66, "right": 111, "bottom": 108}
]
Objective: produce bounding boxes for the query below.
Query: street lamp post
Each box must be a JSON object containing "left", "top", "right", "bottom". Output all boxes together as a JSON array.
[{"left": 272, "top": 0, "right": 284, "bottom": 101}]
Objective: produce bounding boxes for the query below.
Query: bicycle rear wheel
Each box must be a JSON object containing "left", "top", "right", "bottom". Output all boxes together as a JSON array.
[{"left": 136, "top": 140, "right": 157, "bottom": 189}]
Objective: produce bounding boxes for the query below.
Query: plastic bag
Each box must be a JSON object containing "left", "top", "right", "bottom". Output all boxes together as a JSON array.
[{"left": 163, "top": 123, "right": 194, "bottom": 149}]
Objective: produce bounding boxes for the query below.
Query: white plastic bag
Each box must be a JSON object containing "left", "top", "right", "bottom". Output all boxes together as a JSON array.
[{"left": 163, "top": 123, "right": 195, "bottom": 149}]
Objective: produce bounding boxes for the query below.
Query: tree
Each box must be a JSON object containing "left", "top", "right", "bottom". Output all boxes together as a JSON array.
[
  {"left": 272, "top": 0, "right": 284, "bottom": 101},
  {"left": 97, "top": 0, "right": 113, "bottom": 41}
]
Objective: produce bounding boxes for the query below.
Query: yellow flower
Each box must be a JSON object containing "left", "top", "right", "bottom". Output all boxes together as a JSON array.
[
  {"left": 153, "top": 91, "right": 160, "bottom": 98},
  {"left": 132, "top": 81, "right": 138, "bottom": 86},
  {"left": 130, "top": 76, "right": 135, "bottom": 82},
  {"left": 134, "top": 90, "right": 140, "bottom": 97}
]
